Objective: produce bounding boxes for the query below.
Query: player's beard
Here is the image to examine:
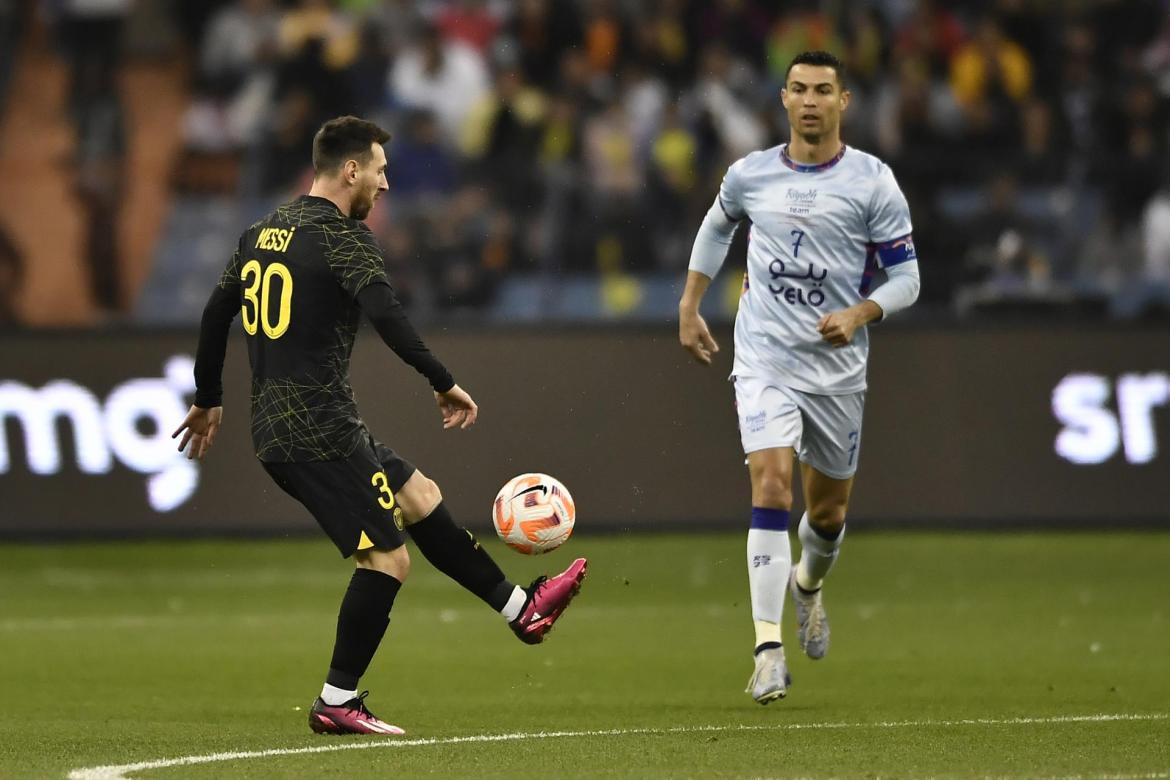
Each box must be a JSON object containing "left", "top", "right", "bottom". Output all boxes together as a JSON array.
[
  {"left": 795, "top": 121, "right": 838, "bottom": 147},
  {"left": 793, "top": 115, "right": 838, "bottom": 147},
  {"left": 351, "top": 189, "right": 375, "bottom": 220}
]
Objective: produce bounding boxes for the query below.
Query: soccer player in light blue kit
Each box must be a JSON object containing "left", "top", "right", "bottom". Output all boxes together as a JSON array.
[{"left": 678, "top": 51, "right": 921, "bottom": 704}]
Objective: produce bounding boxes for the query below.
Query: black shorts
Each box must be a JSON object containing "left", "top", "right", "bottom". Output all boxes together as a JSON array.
[{"left": 262, "top": 436, "right": 416, "bottom": 557}]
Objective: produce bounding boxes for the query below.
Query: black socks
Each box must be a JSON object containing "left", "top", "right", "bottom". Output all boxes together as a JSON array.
[
  {"left": 407, "top": 502, "right": 516, "bottom": 612},
  {"left": 326, "top": 567, "right": 402, "bottom": 691}
]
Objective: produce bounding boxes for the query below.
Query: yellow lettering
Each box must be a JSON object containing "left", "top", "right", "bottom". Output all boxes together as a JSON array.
[
  {"left": 254, "top": 226, "right": 296, "bottom": 253},
  {"left": 371, "top": 471, "right": 396, "bottom": 510},
  {"left": 241, "top": 259, "right": 292, "bottom": 338},
  {"left": 261, "top": 263, "right": 293, "bottom": 338},
  {"left": 240, "top": 259, "right": 261, "bottom": 335}
]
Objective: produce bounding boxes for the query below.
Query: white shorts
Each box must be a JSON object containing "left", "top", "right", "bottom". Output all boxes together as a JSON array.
[{"left": 733, "top": 375, "right": 866, "bottom": 479}]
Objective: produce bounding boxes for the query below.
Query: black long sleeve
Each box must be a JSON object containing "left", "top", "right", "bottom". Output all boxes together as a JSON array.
[
  {"left": 193, "top": 283, "right": 239, "bottom": 408},
  {"left": 357, "top": 282, "right": 455, "bottom": 393}
]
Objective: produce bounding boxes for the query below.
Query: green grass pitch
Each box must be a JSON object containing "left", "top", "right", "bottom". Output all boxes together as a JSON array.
[{"left": 0, "top": 531, "right": 1167, "bottom": 778}]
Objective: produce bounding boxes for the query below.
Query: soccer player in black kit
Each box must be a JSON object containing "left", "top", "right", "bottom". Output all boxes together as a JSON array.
[{"left": 172, "top": 116, "right": 587, "bottom": 736}]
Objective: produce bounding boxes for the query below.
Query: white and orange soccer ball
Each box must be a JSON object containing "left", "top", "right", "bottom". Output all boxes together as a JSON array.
[{"left": 491, "top": 473, "right": 576, "bottom": 554}]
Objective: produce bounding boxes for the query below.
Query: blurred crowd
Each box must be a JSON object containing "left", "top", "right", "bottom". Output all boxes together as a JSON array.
[{"left": 5, "top": 0, "right": 1170, "bottom": 323}]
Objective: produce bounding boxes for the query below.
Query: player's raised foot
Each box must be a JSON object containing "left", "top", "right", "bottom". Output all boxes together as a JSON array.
[
  {"left": 510, "top": 557, "right": 588, "bottom": 644},
  {"left": 746, "top": 646, "right": 791, "bottom": 705},
  {"left": 309, "top": 691, "right": 405, "bottom": 735},
  {"left": 789, "top": 567, "right": 830, "bottom": 659}
]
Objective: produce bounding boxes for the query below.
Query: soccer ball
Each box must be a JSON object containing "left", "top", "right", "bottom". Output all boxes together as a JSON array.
[{"left": 491, "top": 473, "right": 576, "bottom": 554}]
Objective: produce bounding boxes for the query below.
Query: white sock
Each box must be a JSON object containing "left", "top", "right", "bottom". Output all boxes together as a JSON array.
[
  {"left": 796, "top": 512, "right": 845, "bottom": 592},
  {"left": 320, "top": 683, "right": 357, "bottom": 706},
  {"left": 500, "top": 586, "right": 527, "bottom": 622},
  {"left": 747, "top": 526, "right": 791, "bottom": 651},
  {"left": 754, "top": 619, "right": 782, "bottom": 649}
]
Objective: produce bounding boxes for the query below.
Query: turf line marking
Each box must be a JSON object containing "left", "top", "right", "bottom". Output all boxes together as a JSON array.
[{"left": 66, "top": 712, "right": 1168, "bottom": 780}]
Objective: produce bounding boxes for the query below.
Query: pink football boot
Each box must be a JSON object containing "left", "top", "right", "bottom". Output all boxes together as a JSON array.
[
  {"left": 510, "top": 557, "right": 588, "bottom": 644},
  {"left": 308, "top": 692, "right": 405, "bottom": 735}
]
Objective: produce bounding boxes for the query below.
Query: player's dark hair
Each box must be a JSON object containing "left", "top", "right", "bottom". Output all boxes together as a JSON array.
[
  {"left": 785, "top": 51, "right": 846, "bottom": 88},
  {"left": 311, "top": 116, "right": 391, "bottom": 175}
]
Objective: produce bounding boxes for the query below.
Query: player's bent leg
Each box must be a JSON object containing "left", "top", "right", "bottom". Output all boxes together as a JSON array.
[
  {"left": 800, "top": 464, "right": 851, "bottom": 538},
  {"left": 398, "top": 470, "right": 588, "bottom": 644},
  {"left": 790, "top": 466, "right": 853, "bottom": 660},
  {"left": 355, "top": 544, "right": 410, "bottom": 581},
  {"left": 399, "top": 471, "right": 517, "bottom": 610},
  {"left": 798, "top": 465, "right": 851, "bottom": 588},
  {"left": 394, "top": 470, "right": 444, "bottom": 522}
]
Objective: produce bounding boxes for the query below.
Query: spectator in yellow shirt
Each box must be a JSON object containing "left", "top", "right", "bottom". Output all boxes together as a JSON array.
[{"left": 950, "top": 16, "right": 1032, "bottom": 109}]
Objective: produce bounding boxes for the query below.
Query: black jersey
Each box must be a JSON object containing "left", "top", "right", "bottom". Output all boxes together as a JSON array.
[{"left": 193, "top": 195, "right": 454, "bottom": 462}]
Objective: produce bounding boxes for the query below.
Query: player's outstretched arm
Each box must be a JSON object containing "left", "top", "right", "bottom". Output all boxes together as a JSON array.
[
  {"left": 435, "top": 385, "right": 478, "bottom": 430},
  {"left": 678, "top": 270, "right": 720, "bottom": 366},
  {"left": 172, "top": 405, "right": 224, "bottom": 460}
]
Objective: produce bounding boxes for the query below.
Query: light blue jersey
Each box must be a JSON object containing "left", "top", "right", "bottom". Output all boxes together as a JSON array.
[{"left": 719, "top": 144, "right": 914, "bottom": 395}]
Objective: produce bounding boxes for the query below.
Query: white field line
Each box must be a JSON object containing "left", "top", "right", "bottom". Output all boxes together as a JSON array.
[{"left": 67, "top": 712, "right": 1169, "bottom": 780}]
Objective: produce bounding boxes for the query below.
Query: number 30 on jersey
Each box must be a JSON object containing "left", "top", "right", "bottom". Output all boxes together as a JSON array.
[{"left": 240, "top": 260, "right": 293, "bottom": 339}]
